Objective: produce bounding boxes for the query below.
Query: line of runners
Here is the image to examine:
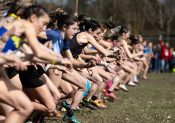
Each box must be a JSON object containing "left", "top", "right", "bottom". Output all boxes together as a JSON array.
[{"left": 0, "top": 1, "right": 151, "bottom": 123}]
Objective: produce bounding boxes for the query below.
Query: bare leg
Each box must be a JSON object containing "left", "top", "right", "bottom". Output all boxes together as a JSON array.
[
  {"left": 143, "top": 60, "right": 149, "bottom": 80},
  {"left": 41, "top": 74, "right": 61, "bottom": 102},
  {"left": 24, "top": 85, "right": 56, "bottom": 114},
  {"left": 0, "top": 68, "right": 33, "bottom": 123}
]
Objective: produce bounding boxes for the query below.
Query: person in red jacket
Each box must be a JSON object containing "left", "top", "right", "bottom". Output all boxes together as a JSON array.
[{"left": 159, "top": 35, "right": 171, "bottom": 72}]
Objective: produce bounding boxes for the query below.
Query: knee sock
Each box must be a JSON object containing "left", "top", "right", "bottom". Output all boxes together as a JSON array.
[
  {"left": 107, "top": 80, "right": 113, "bottom": 90},
  {"left": 83, "top": 80, "right": 91, "bottom": 96}
]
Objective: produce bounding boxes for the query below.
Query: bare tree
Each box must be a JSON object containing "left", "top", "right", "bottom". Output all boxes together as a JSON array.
[
  {"left": 38, "top": 0, "right": 175, "bottom": 42},
  {"left": 143, "top": 0, "right": 175, "bottom": 41}
]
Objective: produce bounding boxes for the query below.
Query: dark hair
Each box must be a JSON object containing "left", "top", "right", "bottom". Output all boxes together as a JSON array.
[
  {"left": 47, "top": 12, "right": 57, "bottom": 29},
  {"left": 78, "top": 14, "right": 89, "bottom": 23},
  {"left": 47, "top": 8, "right": 67, "bottom": 29},
  {"left": 130, "top": 35, "right": 139, "bottom": 46},
  {"left": 0, "top": 1, "right": 11, "bottom": 17},
  {"left": 6, "top": 0, "right": 37, "bottom": 16},
  {"left": 57, "top": 14, "right": 78, "bottom": 29},
  {"left": 103, "top": 30, "right": 114, "bottom": 40},
  {"left": 104, "top": 21, "right": 116, "bottom": 29},
  {"left": 78, "top": 14, "right": 90, "bottom": 31},
  {"left": 0, "top": 0, "right": 12, "bottom": 8},
  {"left": 6, "top": 1, "right": 24, "bottom": 16},
  {"left": 80, "top": 19, "right": 100, "bottom": 32},
  {"left": 21, "top": 5, "right": 48, "bottom": 19},
  {"left": 112, "top": 25, "right": 129, "bottom": 36}
]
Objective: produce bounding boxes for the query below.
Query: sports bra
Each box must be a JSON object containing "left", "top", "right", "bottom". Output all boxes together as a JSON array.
[{"left": 70, "top": 33, "right": 88, "bottom": 59}]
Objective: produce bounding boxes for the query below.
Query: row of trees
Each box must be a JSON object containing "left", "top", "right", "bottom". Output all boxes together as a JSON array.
[
  {"left": 65, "top": 0, "right": 175, "bottom": 42},
  {"left": 1, "top": 0, "right": 175, "bottom": 42}
]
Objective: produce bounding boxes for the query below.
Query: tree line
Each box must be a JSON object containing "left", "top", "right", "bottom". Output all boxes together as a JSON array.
[
  {"left": 1, "top": 0, "right": 175, "bottom": 42},
  {"left": 66, "top": 0, "right": 175, "bottom": 42}
]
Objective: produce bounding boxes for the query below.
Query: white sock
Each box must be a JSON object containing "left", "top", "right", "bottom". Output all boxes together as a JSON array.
[
  {"left": 129, "top": 79, "right": 133, "bottom": 83},
  {"left": 134, "top": 75, "right": 139, "bottom": 82}
]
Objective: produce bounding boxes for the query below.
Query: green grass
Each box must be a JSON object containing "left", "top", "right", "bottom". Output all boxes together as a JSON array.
[{"left": 45, "top": 73, "right": 175, "bottom": 123}]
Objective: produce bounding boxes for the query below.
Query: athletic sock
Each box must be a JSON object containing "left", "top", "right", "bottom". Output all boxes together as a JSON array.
[
  {"left": 107, "top": 80, "right": 113, "bottom": 90},
  {"left": 63, "top": 100, "right": 71, "bottom": 110}
]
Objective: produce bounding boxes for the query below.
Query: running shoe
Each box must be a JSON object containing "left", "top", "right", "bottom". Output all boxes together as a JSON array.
[
  {"left": 81, "top": 98, "right": 97, "bottom": 110},
  {"left": 61, "top": 107, "right": 67, "bottom": 112},
  {"left": 32, "top": 113, "right": 45, "bottom": 123},
  {"left": 104, "top": 92, "right": 118, "bottom": 101},
  {"left": 128, "top": 81, "right": 137, "bottom": 86},
  {"left": 90, "top": 99, "right": 107, "bottom": 109},
  {"left": 25, "top": 120, "right": 33, "bottom": 123},
  {"left": 119, "top": 84, "right": 128, "bottom": 92},
  {"left": 63, "top": 114, "right": 80, "bottom": 123}
]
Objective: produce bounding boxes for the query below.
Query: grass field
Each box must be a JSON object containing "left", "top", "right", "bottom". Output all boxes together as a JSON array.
[{"left": 45, "top": 73, "right": 175, "bottom": 123}]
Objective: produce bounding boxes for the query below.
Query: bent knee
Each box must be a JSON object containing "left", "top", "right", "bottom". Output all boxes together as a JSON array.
[
  {"left": 18, "top": 101, "right": 33, "bottom": 116},
  {"left": 90, "top": 83, "right": 98, "bottom": 92},
  {"left": 118, "top": 70, "right": 125, "bottom": 78},
  {"left": 46, "top": 102, "right": 56, "bottom": 113},
  {"left": 12, "top": 91, "right": 33, "bottom": 116}
]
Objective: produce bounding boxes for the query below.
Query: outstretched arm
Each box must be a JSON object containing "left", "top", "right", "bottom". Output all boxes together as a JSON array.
[{"left": 84, "top": 33, "right": 113, "bottom": 57}]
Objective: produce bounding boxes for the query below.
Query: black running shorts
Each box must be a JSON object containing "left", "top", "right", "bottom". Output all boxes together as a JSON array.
[{"left": 18, "top": 65, "right": 45, "bottom": 88}]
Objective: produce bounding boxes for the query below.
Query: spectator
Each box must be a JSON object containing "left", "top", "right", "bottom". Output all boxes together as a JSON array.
[
  {"left": 159, "top": 35, "right": 171, "bottom": 72},
  {"left": 155, "top": 44, "right": 161, "bottom": 73},
  {"left": 169, "top": 47, "right": 174, "bottom": 72},
  {"left": 151, "top": 44, "right": 157, "bottom": 72}
]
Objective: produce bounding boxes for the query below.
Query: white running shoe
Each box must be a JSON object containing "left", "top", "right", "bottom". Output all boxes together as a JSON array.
[
  {"left": 119, "top": 84, "right": 128, "bottom": 91},
  {"left": 128, "top": 81, "right": 137, "bottom": 86}
]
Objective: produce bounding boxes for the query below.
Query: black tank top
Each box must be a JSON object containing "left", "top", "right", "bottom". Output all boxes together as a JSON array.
[{"left": 70, "top": 33, "right": 88, "bottom": 59}]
